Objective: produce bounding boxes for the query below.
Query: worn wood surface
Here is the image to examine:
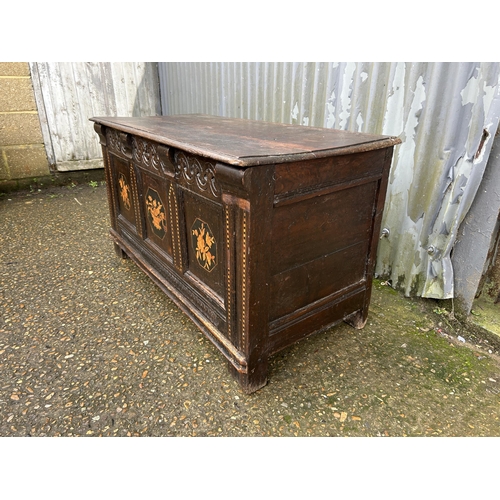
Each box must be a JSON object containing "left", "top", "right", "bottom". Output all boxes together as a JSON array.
[
  {"left": 92, "top": 114, "right": 400, "bottom": 393},
  {"left": 91, "top": 114, "right": 400, "bottom": 167}
]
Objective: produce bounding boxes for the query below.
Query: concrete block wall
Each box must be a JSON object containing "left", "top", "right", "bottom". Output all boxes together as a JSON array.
[{"left": 0, "top": 62, "right": 50, "bottom": 189}]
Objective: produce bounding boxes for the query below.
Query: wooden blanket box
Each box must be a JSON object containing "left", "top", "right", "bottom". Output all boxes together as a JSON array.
[{"left": 91, "top": 114, "right": 400, "bottom": 393}]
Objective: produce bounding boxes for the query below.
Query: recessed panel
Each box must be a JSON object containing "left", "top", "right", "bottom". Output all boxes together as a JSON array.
[
  {"left": 141, "top": 172, "right": 173, "bottom": 258},
  {"left": 183, "top": 191, "right": 224, "bottom": 297},
  {"left": 111, "top": 155, "right": 136, "bottom": 229}
]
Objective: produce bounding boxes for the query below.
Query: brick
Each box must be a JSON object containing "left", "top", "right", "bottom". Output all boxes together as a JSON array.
[
  {"left": 0, "top": 78, "right": 37, "bottom": 112},
  {"left": 0, "top": 63, "right": 30, "bottom": 77},
  {"left": 0, "top": 113, "right": 43, "bottom": 145},
  {"left": 2, "top": 145, "right": 49, "bottom": 179}
]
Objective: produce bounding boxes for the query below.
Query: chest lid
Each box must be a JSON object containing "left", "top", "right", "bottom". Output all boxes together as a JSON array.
[{"left": 90, "top": 114, "right": 401, "bottom": 167}]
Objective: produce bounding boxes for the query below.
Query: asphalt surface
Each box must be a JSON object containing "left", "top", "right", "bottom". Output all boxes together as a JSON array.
[{"left": 1, "top": 181, "right": 500, "bottom": 438}]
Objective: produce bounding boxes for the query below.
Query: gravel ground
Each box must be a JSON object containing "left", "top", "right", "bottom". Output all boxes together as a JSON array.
[{"left": 1, "top": 182, "right": 500, "bottom": 439}]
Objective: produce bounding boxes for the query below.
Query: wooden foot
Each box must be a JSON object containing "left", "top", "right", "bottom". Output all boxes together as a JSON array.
[
  {"left": 228, "top": 357, "right": 268, "bottom": 394},
  {"left": 114, "top": 242, "right": 128, "bottom": 259},
  {"left": 344, "top": 310, "right": 367, "bottom": 329}
]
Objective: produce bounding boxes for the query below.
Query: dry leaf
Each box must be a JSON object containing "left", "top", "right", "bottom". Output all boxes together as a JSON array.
[{"left": 352, "top": 416, "right": 361, "bottom": 421}]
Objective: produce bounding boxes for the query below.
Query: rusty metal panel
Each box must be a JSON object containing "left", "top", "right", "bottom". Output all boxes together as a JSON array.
[
  {"left": 158, "top": 62, "right": 500, "bottom": 300},
  {"left": 30, "top": 62, "right": 161, "bottom": 172}
]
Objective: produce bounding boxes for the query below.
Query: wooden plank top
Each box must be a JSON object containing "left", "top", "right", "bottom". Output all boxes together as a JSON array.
[{"left": 90, "top": 114, "right": 401, "bottom": 167}]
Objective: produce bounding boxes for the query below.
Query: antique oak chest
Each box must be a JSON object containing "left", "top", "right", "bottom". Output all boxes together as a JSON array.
[{"left": 91, "top": 114, "right": 400, "bottom": 393}]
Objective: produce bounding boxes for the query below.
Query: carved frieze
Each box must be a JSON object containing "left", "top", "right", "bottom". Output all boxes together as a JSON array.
[
  {"left": 107, "top": 129, "right": 131, "bottom": 158},
  {"left": 132, "top": 137, "right": 162, "bottom": 171},
  {"left": 174, "top": 151, "right": 221, "bottom": 199}
]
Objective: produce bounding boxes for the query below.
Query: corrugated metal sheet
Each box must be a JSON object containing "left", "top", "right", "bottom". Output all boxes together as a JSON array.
[
  {"left": 158, "top": 62, "right": 500, "bottom": 300},
  {"left": 30, "top": 62, "right": 161, "bottom": 171}
]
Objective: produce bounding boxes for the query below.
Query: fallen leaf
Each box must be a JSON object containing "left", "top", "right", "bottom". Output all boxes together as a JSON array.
[{"left": 352, "top": 416, "right": 361, "bottom": 421}]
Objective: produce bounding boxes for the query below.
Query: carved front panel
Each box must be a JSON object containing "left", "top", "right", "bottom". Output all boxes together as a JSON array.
[
  {"left": 183, "top": 190, "right": 224, "bottom": 298},
  {"left": 141, "top": 172, "right": 173, "bottom": 260},
  {"left": 111, "top": 155, "right": 136, "bottom": 231}
]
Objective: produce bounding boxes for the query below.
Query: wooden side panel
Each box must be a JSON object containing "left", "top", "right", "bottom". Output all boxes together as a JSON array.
[
  {"left": 268, "top": 289, "right": 366, "bottom": 354},
  {"left": 269, "top": 240, "right": 369, "bottom": 321},
  {"left": 271, "top": 181, "right": 378, "bottom": 276},
  {"left": 274, "top": 149, "right": 386, "bottom": 201}
]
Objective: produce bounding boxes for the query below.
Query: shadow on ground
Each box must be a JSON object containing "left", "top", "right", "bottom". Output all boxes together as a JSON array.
[{"left": 1, "top": 183, "right": 499, "bottom": 436}]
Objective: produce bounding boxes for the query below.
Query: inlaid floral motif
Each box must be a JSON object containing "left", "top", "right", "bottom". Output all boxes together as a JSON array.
[
  {"left": 118, "top": 173, "right": 131, "bottom": 211},
  {"left": 145, "top": 188, "right": 167, "bottom": 240},
  {"left": 191, "top": 218, "right": 217, "bottom": 272}
]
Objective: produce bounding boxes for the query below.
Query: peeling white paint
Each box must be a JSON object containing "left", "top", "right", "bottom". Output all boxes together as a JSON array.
[
  {"left": 326, "top": 90, "right": 336, "bottom": 129},
  {"left": 461, "top": 72, "right": 481, "bottom": 106},
  {"left": 356, "top": 113, "right": 364, "bottom": 132},
  {"left": 382, "top": 62, "right": 406, "bottom": 137},
  {"left": 291, "top": 102, "right": 299, "bottom": 121},
  {"left": 302, "top": 117, "right": 309, "bottom": 126},
  {"left": 360, "top": 72, "right": 368, "bottom": 83},
  {"left": 338, "top": 62, "right": 356, "bottom": 130}
]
